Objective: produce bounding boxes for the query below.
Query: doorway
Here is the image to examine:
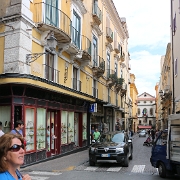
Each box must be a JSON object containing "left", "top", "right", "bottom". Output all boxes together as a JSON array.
[{"left": 47, "top": 111, "right": 57, "bottom": 156}]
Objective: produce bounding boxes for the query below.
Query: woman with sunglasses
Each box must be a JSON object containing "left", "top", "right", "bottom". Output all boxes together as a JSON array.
[{"left": 0, "top": 133, "right": 31, "bottom": 180}]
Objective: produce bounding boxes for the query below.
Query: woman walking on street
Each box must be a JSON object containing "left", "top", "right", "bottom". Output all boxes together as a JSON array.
[{"left": 0, "top": 133, "right": 31, "bottom": 180}]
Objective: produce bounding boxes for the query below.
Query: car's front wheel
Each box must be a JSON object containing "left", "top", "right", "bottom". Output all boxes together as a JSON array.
[
  {"left": 123, "top": 155, "right": 129, "bottom": 167},
  {"left": 89, "top": 160, "right": 95, "bottom": 166}
]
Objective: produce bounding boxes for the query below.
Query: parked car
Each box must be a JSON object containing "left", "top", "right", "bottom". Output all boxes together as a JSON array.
[
  {"left": 139, "top": 130, "right": 146, "bottom": 137},
  {"left": 89, "top": 131, "right": 133, "bottom": 167}
]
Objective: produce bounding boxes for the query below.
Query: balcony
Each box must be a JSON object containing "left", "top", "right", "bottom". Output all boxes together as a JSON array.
[
  {"left": 73, "top": 78, "right": 81, "bottom": 91},
  {"left": 106, "top": 69, "right": 117, "bottom": 87},
  {"left": 115, "top": 78, "right": 124, "bottom": 92},
  {"left": 106, "top": 27, "right": 113, "bottom": 43},
  {"left": 77, "top": 35, "right": 91, "bottom": 66},
  {"left": 120, "top": 53, "right": 125, "bottom": 62},
  {"left": 43, "top": 64, "right": 60, "bottom": 84},
  {"left": 92, "top": 3, "right": 102, "bottom": 25},
  {"left": 68, "top": 26, "right": 81, "bottom": 54},
  {"left": 114, "top": 41, "right": 121, "bottom": 54},
  {"left": 92, "top": 87, "right": 98, "bottom": 98},
  {"left": 92, "top": 56, "right": 105, "bottom": 78},
  {"left": 34, "top": 3, "right": 71, "bottom": 46},
  {"left": 121, "top": 83, "right": 127, "bottom": 96}
]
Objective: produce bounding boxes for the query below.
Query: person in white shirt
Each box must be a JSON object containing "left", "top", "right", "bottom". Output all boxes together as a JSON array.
[{"left": 0, "top": 121, "right": 5, "bottom": 137}]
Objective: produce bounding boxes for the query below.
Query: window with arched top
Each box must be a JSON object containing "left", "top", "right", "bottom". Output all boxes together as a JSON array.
[
  {"left": 150, "top": 108, "right": 153, "bottom": 115},
  {"left": 138, "top": 108, "right": 140, "bottom": 115},
  {"left": 142, "top": 108, "right": 147, "bottom": 116}
]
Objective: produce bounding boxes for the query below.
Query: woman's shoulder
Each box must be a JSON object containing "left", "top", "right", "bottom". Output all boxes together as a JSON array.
[
  {"left": 0, "top": 171, "right": 8, "bottom": 178},
  {"left": 0, "top": 171, "right": 16, "bottom": 179}
]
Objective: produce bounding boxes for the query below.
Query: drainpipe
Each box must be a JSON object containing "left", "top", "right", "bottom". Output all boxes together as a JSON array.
[{"left": 171, "top": 0, "right": 175, "bottom": 114}]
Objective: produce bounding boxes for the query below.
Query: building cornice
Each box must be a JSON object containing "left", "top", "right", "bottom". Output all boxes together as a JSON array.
[{"left": 102, "top": 0, "right": 128, "bottom": 40}]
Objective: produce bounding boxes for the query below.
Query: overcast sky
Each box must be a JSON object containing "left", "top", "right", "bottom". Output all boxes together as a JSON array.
[{"left": 113, "top": 0, "right": 170, "bottom": 97}]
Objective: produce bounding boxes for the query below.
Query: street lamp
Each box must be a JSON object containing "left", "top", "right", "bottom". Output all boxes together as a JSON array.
[{"left": 26, "top": 34, "right": 57, "bottom": 64}]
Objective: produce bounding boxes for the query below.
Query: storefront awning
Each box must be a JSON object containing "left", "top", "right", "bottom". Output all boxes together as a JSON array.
[{"left": 138, "top": 125, "right": 152, "bottom": 129}]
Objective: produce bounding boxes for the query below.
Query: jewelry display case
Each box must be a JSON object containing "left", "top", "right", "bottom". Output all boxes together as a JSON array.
[
  {"left": 68, "top": 112, "right": 74, "bottom": 144},
  {"left": 25, "top": 108, "right": 35, "bottom": 152},
  {"left": 36, "top": 108, "right": 46, "bottom": 150},
  {"left": 61, "top": 111, "right": 68, "bottom": 144}
]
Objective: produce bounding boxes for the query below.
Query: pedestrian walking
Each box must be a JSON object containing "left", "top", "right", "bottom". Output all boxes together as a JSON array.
[
  {"left": 151, "top": 129, "right": 155, "bottom": 144},
  {"left": 93, "top": 128, "right": 100, "bottom": 141},
  {"left": 0, "top": 121, "right": 5, "bottom": 137},
  {"left": 0, "top": 133, "right": 31, "bottom": 179},
  {"left": 11, "top": 120, "right": 24, "bottom": 137}
]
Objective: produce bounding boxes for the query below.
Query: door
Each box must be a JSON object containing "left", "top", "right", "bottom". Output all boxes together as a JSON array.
[
  {"left": 47, "top": 111, "right": 57, "bottom": 156},
  {"left": 45, "top": 0, "right": 58, "bottom": 27},
  {"left": 72, "top": 10, "right": 81, "bottom": 48},
  {"left": 92, "top": 36, "right": 98, "bottom": 66}
]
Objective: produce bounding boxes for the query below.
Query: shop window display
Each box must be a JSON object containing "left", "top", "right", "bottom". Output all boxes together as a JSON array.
[
  {"left": 61, "top": 111, "right": 68, "bottom": 144},
  {"left": 68, "top": 112, "right": 74, "bottom": 144},
  {"left": 82, "top": 113, "right": 87, "bottom": 140},
  {"left": 36, "top": 108, "right": 46, "bottom": 150},
  {"left": 0, "top": 106, "right": 11, "bottom": 133},
  {"left": 25, "top": 107, "right": 35, "bottom": 152}
]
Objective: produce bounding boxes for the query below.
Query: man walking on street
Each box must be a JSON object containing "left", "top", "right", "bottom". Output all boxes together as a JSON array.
[{"left": 93, "top": 128, "right": 100, "bottom": 141}]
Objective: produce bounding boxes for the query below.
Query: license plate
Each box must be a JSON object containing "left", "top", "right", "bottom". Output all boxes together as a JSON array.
[{"left": 101, "top": 154, "right": 110, "bottom": 157}]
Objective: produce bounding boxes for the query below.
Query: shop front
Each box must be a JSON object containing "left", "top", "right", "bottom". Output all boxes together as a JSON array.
[{"left": 0, "top": 84, "right": 90, "bottom": 166}]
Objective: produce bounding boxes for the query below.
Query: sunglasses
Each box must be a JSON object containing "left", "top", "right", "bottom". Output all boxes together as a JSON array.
[{"left": 9, "top": 144, "right": 25, "bottom": 152}]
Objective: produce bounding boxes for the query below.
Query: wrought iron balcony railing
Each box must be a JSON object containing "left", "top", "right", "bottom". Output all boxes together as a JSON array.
[
  {"left": 34, "top": 2, "right": 71, "bottom": 39},
  {"left": 106, "top": 27, "right": 113, "bottom": 43},
  {"left": 107, "top": 69, "right": 117, "bottom": 80},
  {"left": 92, "top": 3, "right": 102, "bottom": 25},
  {"left": 93, "top": 56, "right": 105, "bottom": 70},
  {"left": 43, "top": 64, "right": 60, "bottom": 84},
  {"left": 71, "top": 26, "right": 81, "bottom": 49}
]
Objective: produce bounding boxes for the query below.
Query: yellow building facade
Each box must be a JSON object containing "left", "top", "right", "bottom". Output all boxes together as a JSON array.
[
  {"left": 0, "top": 0, "right": 130, "bottom": 165},
  {"left": 130, "top": 74, "right": 138, "bottom": 132}
]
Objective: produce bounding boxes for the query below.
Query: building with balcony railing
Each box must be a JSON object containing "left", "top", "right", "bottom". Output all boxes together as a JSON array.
[{"left": 0, "top": 0, "right": 131, "bottom": 165}]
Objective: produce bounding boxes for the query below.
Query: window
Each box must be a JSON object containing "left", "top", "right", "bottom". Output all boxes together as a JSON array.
[
  {"left": 46, "top": 0, "right": 59, "bottom": 27},
  {"left": 72, "top": 10, "right": 81, "bottom": 48},
  {"left": 144, "top": 101, "right": 146, "bottom": 103},
  {"left": 44, "top": 52, "right": 57, "bottom": 82},
  {"left": 149, "top": 120, "right": 152, "bottom": 125},
  {"left": 142, "top": 108, "right": 147, "bottom": 116},
  {"left": 93, "top": 79, "right": 98, "bottom": 98},
  {"left": 73, "top": 67, "right": 81, "bottom": 91},
  {"left": 138, "top": 108, "right": 140, "bottom": 115},
  {"left": 150, "top": 108, "right": 153, "bottom": 115},
  {"left": 175, "top": 58, "right": 178, "bottom": 76},
  {"left": 115, "top": 62, "right": 117, "bottom": 77},
  {"left": 92, "top": 35, "right": 98, "bottom": 66},
  {"left": 139, "top": 120, "right": 141, "bottom": 124},
  {"left": 107, "top": 53, "right": 110, "bottom": 77}
]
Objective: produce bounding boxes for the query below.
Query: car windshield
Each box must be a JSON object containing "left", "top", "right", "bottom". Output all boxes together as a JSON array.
[{"left": 100, "top": 133, "right": 125, "bottom": 143}]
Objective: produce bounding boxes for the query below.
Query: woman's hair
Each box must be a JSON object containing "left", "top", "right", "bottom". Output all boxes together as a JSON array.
[{"left": 0, "top": 133, "right": 24, "bottom": 172}]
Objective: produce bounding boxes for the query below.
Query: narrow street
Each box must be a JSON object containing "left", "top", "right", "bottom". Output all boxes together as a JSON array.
[{"left": 21, "top": 134, "right": 179, "bottom": 180}]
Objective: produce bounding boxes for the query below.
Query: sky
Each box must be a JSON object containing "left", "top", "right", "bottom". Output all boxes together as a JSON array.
[{"left": 113, "top": 0, "right": 170, "bottom": 97}]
